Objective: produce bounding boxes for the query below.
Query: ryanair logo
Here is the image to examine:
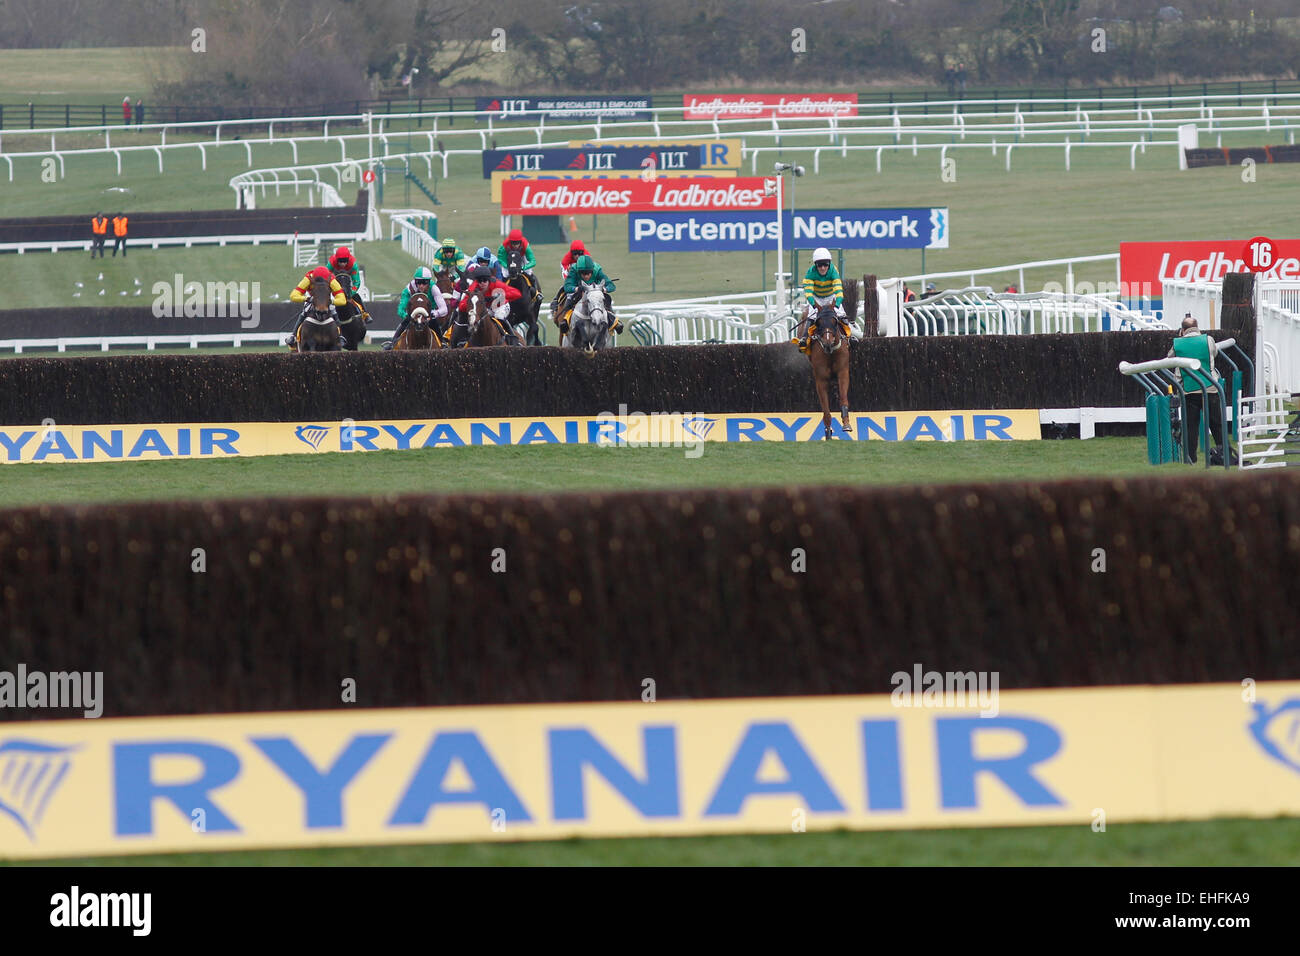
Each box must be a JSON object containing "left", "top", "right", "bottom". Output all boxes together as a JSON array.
[
  {"left": 295, "top": 425, "right": 331, "bottom": 450},
  {"left": 1249, "top": 698, "right": 1300, "bottom": 776},
  {"left": 0, "top": 739, "right": 77, "bottom": 841},
  {"left": 682, "top": 416, "right": 718, "bottom": 440}
]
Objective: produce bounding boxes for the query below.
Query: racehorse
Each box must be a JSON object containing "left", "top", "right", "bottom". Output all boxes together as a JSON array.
[
  {"left": 332, "top": 270, "right": 370, "bottom": 350},
  {"left": 807, "top": 280, "right": 857, "bottom": 439},
  {"left": 392, "top": 292, "right": 440, "bottom": 350},
  {"left": 565, "top": 281, "right": 614, "bottom": 351},
  {"left": 295, "top": 277, "right": 342, "bottom": 352},
  {"left": 447, "top": 291, "right": 522, "bottom": 348},
  {"left": 433, "top": 264, "right": 459, "bottom": 339},
  {"left": 503, "top": 248, "right": 543, "bottom": 345}
]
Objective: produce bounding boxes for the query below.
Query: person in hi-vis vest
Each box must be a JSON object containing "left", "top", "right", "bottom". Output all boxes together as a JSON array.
[
  {"left": 111, "top": 213, "right": 128, "bottom": 257},
  {"left": 90, "top": 212, "right": 108, "bottom": 259},
  {"left": 1168, "top": 314, "right": 1234, "bottom": 464}
]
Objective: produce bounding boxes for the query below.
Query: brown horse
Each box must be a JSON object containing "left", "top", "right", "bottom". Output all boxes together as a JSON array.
[
  {"left": 447, "top": 290, "right": 521, "bottom": 348},
  {"left": 332, "top": 270, "right": 370, "bottom": 350},
  {"left": 433, "top": 265, "right": 459, "bottom": 339},
  {"left": 392, "top": 292, "right": 441, "bottom": 350},
  {"left": 807, "top": 279, "right": 857, "bottom": 439},
  {"left": 294, "top": 277, "right": 342, "bottom": 352}
]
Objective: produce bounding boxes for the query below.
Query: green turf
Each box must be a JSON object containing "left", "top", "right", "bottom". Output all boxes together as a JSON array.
[
  {"left": 21, "top": 817, "right": 1299, "bottom": 866},
  {"left": 0, "top": 438, "right": 1214, "bottom": 507}
]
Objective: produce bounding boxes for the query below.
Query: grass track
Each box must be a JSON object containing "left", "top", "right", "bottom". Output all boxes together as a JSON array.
[
  {"left": 23, "top": 818, "right": 1300, "bottom": 866},
  {"left": 0, "top": 437, "right": 1196, "bottom": 507}
]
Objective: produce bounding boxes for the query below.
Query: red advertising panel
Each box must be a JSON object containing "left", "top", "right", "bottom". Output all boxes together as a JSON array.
[
  {"left": 1120, "top": 239, "right": 1300, "bottom": 300},
  {"left": 682, "top": 93, "right": 859, "bottom": 120},
  {"left": 501, "top": 177, "right": 777, "bottom": 215}
]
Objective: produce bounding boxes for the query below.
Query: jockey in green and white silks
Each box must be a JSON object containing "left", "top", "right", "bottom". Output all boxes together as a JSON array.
[
  {"left": 794, "top": 247, "right": 849, "bottom": 351},
  {"left": 558, "top": 254, "right": 621, "bottom": 335},
  {"left": 383, "top": 266, "right": 448, "bottom": 350}
]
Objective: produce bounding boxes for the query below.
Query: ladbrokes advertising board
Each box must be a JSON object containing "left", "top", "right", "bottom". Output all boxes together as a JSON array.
[
  {"left": 499, "top": 177, "right": 777, "bottom": 215},
  {"left": 490, "top": 169, "right": 735, "bottom": 203},
  {"left": 1120, "top": 239, "right": 1300, "bottom": 303},
  {"left": 682, "top": 93, "right": 858, "bottom": 119},
  {"left": 5, "top": 683, "right": 1298, "bottom": 858}
]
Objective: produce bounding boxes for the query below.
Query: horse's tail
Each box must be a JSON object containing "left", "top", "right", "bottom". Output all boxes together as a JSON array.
[{"left": 841, "top": 275, "right": 859, "bottom": 322}]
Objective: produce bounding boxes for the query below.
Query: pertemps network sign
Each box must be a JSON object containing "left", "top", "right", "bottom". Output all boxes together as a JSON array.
[
  {"left": 500, "top": 178, "right": 776, "bottom": 215},
  {"left": 630, "top": 209, "right": 950, "bottom": 251}
]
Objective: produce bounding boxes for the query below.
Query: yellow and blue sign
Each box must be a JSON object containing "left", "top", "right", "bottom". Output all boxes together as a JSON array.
[
  {"left": 0, "top": 410, "right": 1040, "bottom": 464},
  {"left": 3, "top": 683, "right": 1298, "bottom": 858}
]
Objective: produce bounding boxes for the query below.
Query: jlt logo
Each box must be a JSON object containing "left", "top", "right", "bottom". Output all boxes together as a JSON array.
[
  {"left": 586, "top": 154, "right": 615, "bottom": 169},
  {"left": 496, "top": 99, "right": 529, "bottom": 117},
  {"left": 515, "top": 155, "right": 543, "bottom": 170},
  {"left": 659, "top": 151, "right": 688, "bottom": 169}
]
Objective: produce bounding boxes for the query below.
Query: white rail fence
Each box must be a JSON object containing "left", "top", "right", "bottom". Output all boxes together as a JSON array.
[
  {"left": 0, "top": 231, "right": 361, "bottom": 255},
  {"left": 6, "top": 91, "right": 1300, "bottom": 184},
  {"left": 1237, "top": 391, "right": 1298, "bottom": 469},
  {"left": 894, "top": 288, "right": 1162, "bottom": 336}
]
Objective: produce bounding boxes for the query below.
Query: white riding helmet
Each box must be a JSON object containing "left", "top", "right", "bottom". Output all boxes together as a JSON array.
[{"left": 812, "top": 247, "right": 832, "bottom": 264}]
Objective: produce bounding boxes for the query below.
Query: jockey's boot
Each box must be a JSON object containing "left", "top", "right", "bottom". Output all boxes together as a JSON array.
[
  {"left": 284, "top": 315, "right": 306, "bottom": 348},
  {"left": 384, "top": 319, "right": 409, "bottom": 350}
]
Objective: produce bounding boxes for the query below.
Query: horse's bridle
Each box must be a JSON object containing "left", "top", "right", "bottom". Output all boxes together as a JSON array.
[{"left": 814, "top": 309, "right": 845, "bottom": 354}]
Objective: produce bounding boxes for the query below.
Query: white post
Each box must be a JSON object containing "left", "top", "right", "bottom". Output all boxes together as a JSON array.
[{"left": 774, "top": 174, "right": 785, "bottom": 298}]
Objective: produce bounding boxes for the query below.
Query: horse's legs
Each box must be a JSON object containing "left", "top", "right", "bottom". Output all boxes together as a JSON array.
[
  {"left": 812, "top": 357, "right": 833, "bottom": 439},
  {"left": 836, "top": 351, "right": 852, "bottom": 432}
]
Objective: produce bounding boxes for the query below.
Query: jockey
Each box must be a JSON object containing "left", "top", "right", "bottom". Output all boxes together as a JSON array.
[
  {"left": 450, "top": 264, "right": 522, "bottom": 343},
  {"left": 432, "top": 237, "right": 468, "bottom": 277},
  {"left": 558, "top": 254, "right": 621, "bottom": 336},
  {"left": 560, "top": 239, "right": 588, "bottom": 282},
  {"left": 383, "top": 266, "right": 448, "bottom": 350},
  {"left": 793, "top": 247, "right": 848, "bottom": 353},
  {"left": 469, "top": 246, "right": 507, "bottom": 283},
  {"left": 328, "top": 245, "right": 362, "bottom": 293},
  {"left": 285, "top": 265, "right": 346, "bottom": 346},
  {"left": 496, "top": 228, "right": 537, "bottom": 276}
]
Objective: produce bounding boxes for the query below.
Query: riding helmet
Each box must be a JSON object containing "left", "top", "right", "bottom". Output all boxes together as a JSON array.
[
  {"left": 471, "top": 265, "right": 493, "bottom": 282},
  {"left": 812, "top": 247, "right": 832, "bottom": 264},
  {"left": 413, "top": 266, "right": 433, "bottom": 281}
]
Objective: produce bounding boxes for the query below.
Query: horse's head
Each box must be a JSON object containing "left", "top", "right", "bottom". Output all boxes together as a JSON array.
[
  {"left": 435, "top": 265, "right": 456, "bottom": 292},
  {"left": 408, "top": 293, "right": 431, "bottom": 330},
  {"left": 333, "top": 271, "right": 353, "bottom": 296},
  {"left": 579, "top": 283, "right": 607, "bottom": 325},
  {"left": 814, "top": 305, "right": 844, "bottom": 353},
  {"left": 505, "top": 249, "right": 527, "bottom": 276},
  {"left": 309, "top": 277, "right": 333, "bottom": 313}
]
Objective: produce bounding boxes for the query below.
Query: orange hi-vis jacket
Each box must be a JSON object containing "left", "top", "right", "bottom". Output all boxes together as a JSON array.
[
  {"left": 290, "top": 274, "right": 346, "bottom": 307},
  {"left": 112, "top": 215, "right": 128, "bottom": 237},
  {"left": 91, "top": 217, "right": 108, "bottom": 235}
]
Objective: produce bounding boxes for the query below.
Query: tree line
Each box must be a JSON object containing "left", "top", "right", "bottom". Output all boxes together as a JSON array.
[{"left": 1, "top": 0, "right": 1297, "bottom": 107}]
